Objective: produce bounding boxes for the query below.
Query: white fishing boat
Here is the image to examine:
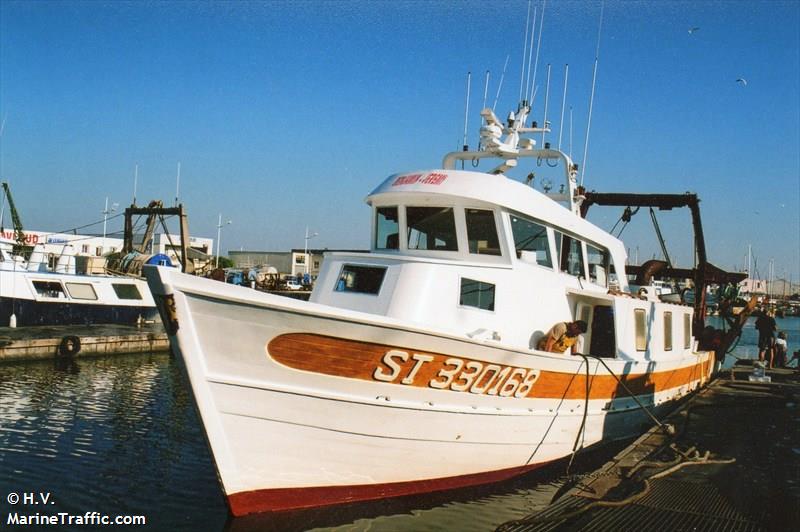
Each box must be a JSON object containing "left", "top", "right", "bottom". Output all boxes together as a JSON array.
[
  {"left": 144, "top": 92, "right": 720, "bottom": 515},
  {"left": 0, "top": 237, "right": 157, "bottom": 326}
]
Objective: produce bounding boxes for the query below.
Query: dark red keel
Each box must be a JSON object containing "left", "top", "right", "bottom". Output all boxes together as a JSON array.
[{"left": 227, "top": 460, "right": 550, "bottom": 516}]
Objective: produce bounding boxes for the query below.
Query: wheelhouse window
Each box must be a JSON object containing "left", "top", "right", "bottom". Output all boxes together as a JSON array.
[
  {"left": 664, "top": 311, "right": 673, "bottom": 351},
  {"left": 33, "top": 281, "right": 66, "bottom": 299},
  {"left": 335, "top": 264, "right": 387, "bottom": 295},
  {"left": 465, "top": 209, "right": 501, "bottom": 256},
  {"left": 112, "top": 284, "right": 143, "bottom": 300},
  {"left": 65, "top": 282, "right": 97, "bottom": 301},
  {"left": 586, "top": 243, "right": 609, "bottom": 286},
  {"left": 555, "top": 232, "right": 585, "bottom": 277},
  {"left": 375, "top": 206, "right": 399, "bottom": 250},
  {"left": 459, "top": 278, "right": 495, "bottom": 311},
  {"left": 406, "top": 207, "right": 457, "bottom": 251},
  {"left": 634, "top": 308, "right": 647, "bottom": 351},
  {"left": 510, "top": 215, "right": 552, "bottom": 267}
]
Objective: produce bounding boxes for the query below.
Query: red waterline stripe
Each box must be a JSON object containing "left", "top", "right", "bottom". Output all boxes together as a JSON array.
[{"left": 227, "top": 460, "right": 551, "bottom": 516}]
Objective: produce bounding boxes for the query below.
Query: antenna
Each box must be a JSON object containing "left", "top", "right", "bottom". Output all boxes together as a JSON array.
[
  {"left": 580, "top": 1, "right": 605, "bottom": 186},
  {"left": 557, "top": 64, "right": 569, "bottom": 150},
  {"left": 480, "top": 70, "right": 490, "bottom": 149},
  {"left": 175, "top": 162, "right": 181, "bottom": 206},
  {"left": 569, "top": 105, "right": 574, "bottom": 158},
  {"left": 492, "top": 55, "right": 510, "bottom": 111},
  {"left": 482, "top": 70, "right": 490, "bottom": 110},
  {"left": 542, "top": 64, "right": 552, "bottom": 146},
  {"left": 133, "top": 164, "right": 138, "bottom": 206},
  {"left": 462, "top": 71, "right": 472, "bottom": 153},
  {"left": 525, "top": 5, "right": 537, "bottom": 105},
  {"left": 528, "top": 0, "right": 546, "bottom": 104},
  {"left": 519, "top": 1, "right": 533, "bottom": 102}
]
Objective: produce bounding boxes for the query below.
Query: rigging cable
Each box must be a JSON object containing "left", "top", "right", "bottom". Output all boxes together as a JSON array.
[{"left": 649, "top": 207, "right": 673, "bottom": 267}]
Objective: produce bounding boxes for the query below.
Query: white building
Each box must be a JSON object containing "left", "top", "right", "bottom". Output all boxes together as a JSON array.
[{"left": 3, "top": 229, "right": 123, "bottom": 258}]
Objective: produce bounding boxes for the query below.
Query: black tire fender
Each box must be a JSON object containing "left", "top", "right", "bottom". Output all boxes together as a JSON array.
[{"left": 58, "top": 335, "right": 81, "bottom": 357}]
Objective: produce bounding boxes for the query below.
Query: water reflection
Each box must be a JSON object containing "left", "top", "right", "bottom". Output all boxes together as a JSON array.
[{"left": 0, "top": 353, "right": 227, "bottom": 531}]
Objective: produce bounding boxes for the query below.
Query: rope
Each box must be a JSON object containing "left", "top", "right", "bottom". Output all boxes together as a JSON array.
[
  {"left": 500, "top": 445, "right": 735, "bottom": 528},
  {"left": 588, "top": 354, "right": 675, "bottom": 436},
  {"left": 566, "top": 354, "right": 592, "bottom": 475}
]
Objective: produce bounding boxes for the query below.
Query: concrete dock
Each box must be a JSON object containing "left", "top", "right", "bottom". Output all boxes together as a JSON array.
[
  {"left": 0, "top": 323, "right": 169, "bottom": 363},
  {"left": 496, "top": 364, "right": 800, "bottom": 532}
]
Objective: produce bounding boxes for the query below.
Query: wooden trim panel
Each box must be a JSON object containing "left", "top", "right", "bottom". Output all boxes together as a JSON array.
[{"left": 267, "top": 333, "right": 710, "bottom": 401}]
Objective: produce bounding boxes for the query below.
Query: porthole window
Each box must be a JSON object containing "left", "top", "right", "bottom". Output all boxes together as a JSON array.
[
  {"left": 683, "top": 314, "right": 692, "bottom": 349},
  {"left": 335, "top": 265, "right": 387, "bottom": 295},
  {"left": 664, "top": 311, "right": 673, "bottom": 351},
  {"left": 634, "top": 308, "right": 647, "bottom": 351},
  {"left": 460, "top": 278, "right": 495, "bottom": 311},
  {"left": 65, "top": 282, "right": 97, "bottom": 300}
]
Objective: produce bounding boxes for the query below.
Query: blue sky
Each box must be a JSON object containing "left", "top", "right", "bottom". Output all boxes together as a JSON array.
[{"left": 1, "top": 1, "right": 798, "bottom": 281}]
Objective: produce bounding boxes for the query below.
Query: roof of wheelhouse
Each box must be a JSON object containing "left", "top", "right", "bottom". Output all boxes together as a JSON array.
[{"left": 366, "top": 168, "right": 627, "bottom": 261}]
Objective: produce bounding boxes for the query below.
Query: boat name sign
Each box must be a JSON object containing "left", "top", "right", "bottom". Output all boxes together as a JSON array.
[{"left": 392, "top": 172, "right": 448, "bottom": 187}]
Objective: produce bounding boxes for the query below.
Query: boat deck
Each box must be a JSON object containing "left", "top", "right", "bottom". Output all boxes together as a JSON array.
[
  {"left": 0, "top": 323, "right": 168, "bottom": 362},
  {"left": 496, "top": 363, "right": 800, "bottom": 532}
]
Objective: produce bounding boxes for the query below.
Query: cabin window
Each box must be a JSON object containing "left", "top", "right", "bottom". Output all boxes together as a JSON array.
[
  {"left": 375, "top": 206, "right": 399, "bottom": 250},
  {"left": 510, "top": 215, "right": 552, "bottom": 267},
  {"left": 683, "top": 314, "right": 692, "bottom": 349},
  {"left": 555, "top": 232, "right": 585, "bottom": 277},
  {"left": 664, "top": 311, "right": 673, "bottom": 351},
  {"left": 634, "top": 308, "right": 647, "bottom": 351},
  {"left": 65, "top": 282, "right": 97, "bottom": 301},
  {"left": 459, "top": 278, "right": 495, "bottom": 311},
  {"left": 33, "top": 280, "right": 66, "bottom": 299},
  {"left": 406, "top": 207, "right": 458, "bottom": 251},
  {"left": 112, "top": 284, "right": 143, "bottom": 300},
  {"left": 335, "top": 264, "right": 387, "bottom": 295},
  {"left": 586, "top": 244, "right": 609, "bottom": 286},
  {"left": 466, "top": 209, "right": 501, "bottom": 256}
]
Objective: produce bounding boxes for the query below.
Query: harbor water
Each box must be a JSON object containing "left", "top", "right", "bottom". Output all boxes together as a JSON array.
[{"left": 1, "top": 316, "right": 797, "bottom": 531}]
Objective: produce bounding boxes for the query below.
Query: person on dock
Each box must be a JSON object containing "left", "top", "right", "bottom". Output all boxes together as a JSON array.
[
  {"left": 774, "top": 331, "right": 788, "bottom": 368},
  {"left": 755, "top": 309, "right": 777, "bottom": 367},
  {"left": 538, "top": 320, "right": 588, "bottom": 354}
]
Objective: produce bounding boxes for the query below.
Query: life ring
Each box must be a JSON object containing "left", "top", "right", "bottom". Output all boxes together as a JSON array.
[{"left": 58, "top": 335, "right": 81, "bottom": 357}]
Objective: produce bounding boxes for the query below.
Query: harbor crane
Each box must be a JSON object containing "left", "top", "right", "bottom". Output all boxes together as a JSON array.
[{"left": 1, "top": 181, "right": 28, "bottom": 255}]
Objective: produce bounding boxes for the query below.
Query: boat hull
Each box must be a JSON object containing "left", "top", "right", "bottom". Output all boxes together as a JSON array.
[
  {"left": 145, "top": 266, "right": 713, "bottom": 516},
  {"left": 0, "top": 268, "right": 157, "bottom": 327},
  {"left": 0, "top": 297, "right": 158, "bottom": 326}
]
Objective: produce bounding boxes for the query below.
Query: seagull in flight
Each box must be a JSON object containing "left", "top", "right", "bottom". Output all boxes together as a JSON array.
[
  {"left": 736, "top": 78, "right": 748, "bottom": 86},
  {"left": 688, "top": 27, "right": 700, "bottom": 34}
]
